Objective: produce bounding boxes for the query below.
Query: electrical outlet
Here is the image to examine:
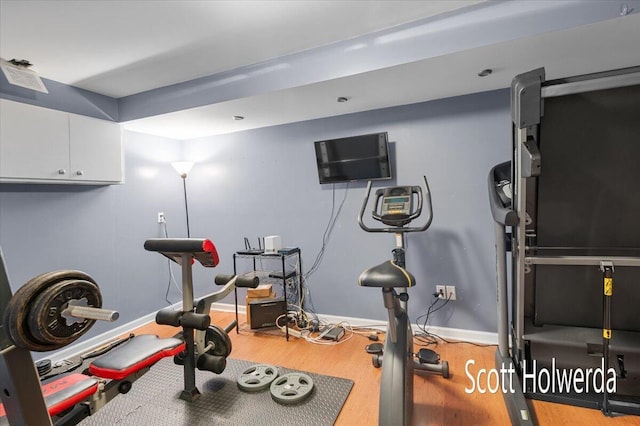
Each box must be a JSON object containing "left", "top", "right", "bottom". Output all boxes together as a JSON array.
[
  {"left": 157, "top": 212, "right": 165, "bottom": 223},
  {"left": 436, "top": 285, "right": 456, "bottom": 300},
  {"left": 445, "top": 285, "right": 457, "bottom": 301}
]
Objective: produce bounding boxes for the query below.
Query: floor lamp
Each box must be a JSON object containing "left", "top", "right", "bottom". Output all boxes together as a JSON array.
[{"left": 171, "top": 161, "right": 194, "bottom": 238}]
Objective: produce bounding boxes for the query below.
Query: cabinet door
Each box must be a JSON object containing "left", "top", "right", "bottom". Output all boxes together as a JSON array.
[
  {"left": 0, "top": 99, "right": 70, "bottom": 180},
  {"left": 69, "top": 114, "right": 123, "bottom": 183}
]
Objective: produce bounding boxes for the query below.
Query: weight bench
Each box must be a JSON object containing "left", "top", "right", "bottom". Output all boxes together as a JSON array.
[
  {"left": 0, "top": 334, "right": 183, "bottom": 425},
  {"left": 1, "top": 237, "right": 256, "bottom": 424},
  {"left": 144, "top": 238, "right": 259, "bottom": 401}
]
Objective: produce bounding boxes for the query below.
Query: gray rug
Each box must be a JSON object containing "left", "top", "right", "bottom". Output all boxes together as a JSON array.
[{"left": 79, "top": 358, "right": 354, "bottom": 425}]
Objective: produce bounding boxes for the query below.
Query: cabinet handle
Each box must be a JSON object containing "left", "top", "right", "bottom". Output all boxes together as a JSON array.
[
  {"left": 76, "top": 170, "right": 84, "bottom": 176},
  {"left": 58, "top": 169, "right": 67, "bottom": 175}
]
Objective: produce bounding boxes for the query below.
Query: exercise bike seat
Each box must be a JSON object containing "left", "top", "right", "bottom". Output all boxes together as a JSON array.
[
  {"left": 89, "top": 334, "right": 184, "bottom": 380},
  {"left": 358, "top": 260, "right": 415, "bottom": 288}
]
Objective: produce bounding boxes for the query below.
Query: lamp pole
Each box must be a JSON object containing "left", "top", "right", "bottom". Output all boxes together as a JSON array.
[
  {"left": 171, "top": 162, "right": 194, "bottom": 238},
  {"left": 181, "top": 173, "right": 190, "bottom": 238}
]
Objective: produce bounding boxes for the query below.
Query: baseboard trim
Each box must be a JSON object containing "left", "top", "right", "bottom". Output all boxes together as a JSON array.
[
  {"left": 40, "top": 302, "right": 497, "bottom": 364},
  {"left": 214, "top": 303, "right": 497, "bottom": 345}
]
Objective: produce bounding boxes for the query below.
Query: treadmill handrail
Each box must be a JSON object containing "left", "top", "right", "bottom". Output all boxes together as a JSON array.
[{"left": 488, "top": 162, "right": 518, "bottom": 227}]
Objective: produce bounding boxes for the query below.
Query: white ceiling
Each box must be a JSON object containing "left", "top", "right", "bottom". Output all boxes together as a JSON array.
[
  {"left": 1, "top": 0, "right": 480, "bottom": 97},
  {"left": 1, "top": 1, "right": 639, "bottom": 140},
  {"left": 123, "top": 15, "right": 640, "bottom": 139}
]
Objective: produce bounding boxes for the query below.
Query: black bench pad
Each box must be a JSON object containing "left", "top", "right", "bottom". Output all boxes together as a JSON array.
[
  {"left": 144, "top": 238, "right": 219, "bottom": 267},
  {"left": 89, "top": 334, "right": 184, "bottom": 380}
]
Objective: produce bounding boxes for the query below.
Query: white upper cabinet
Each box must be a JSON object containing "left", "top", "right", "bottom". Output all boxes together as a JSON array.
[
  {"left": 0, "top": 99, "right": 70, "bottom": 180},
  {"left": 69, "top": 114, "right": 123, "bottom": 182},
  {"left": 0, "top": 99, "right": 123, "bottom": 184}
]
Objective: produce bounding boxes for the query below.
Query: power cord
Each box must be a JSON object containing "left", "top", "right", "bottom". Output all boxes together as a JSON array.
[
  {"left": 414, "top": 293, "right": 451, "bottom": 347},
  {"left": 160, "top": 217, "right": 182, "bottom": 306},
  {"left": 414, "top": 293, "right": 495, "bottom": 348},
  {"left": 275, "top": 312, "right": 354, "bottom": 345},
  {"left": 302, "top": 183, "right": 350, "bottom": 314}
]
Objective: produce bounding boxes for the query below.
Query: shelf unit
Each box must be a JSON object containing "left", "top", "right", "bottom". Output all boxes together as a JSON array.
[{"left": 232, "top": 248, "right": 302, "bottom": 340}]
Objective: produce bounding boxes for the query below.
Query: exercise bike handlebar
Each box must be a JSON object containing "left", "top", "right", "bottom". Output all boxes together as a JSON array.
[{"left": 358, "top": 175, "right": 434, "bottom": 233}]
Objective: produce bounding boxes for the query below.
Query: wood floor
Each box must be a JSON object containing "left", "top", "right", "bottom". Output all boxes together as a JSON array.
[{"left": 131, "top": 311, "right": 639, "bottom": 426}]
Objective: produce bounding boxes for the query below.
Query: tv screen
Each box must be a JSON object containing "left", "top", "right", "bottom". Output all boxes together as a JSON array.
[{"left": 314, "top": 132, "right": 391, "bottom": 184}]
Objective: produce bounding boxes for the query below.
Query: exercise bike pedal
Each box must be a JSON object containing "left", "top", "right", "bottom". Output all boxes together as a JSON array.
[
  {"left": 372, "top": 353, "right": 383, "bottom": 368},
  {"left": 365, "top": 342, "right": 383, "bottom": 354},
  {"left": 417, "top": 348, "right": 440, "bottom": 365}
]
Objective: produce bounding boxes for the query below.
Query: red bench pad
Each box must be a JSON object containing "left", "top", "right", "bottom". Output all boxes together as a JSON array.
[
  {"left": 0, "top": 373, "right": 98, "bottom": 422},
  {"left": 89, "top": 334, "right": 184, "bottom": 380}
]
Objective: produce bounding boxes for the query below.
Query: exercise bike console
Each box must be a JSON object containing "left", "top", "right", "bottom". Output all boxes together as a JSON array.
[
  {"left": 359, "top": 176, "right": 433, "bottom": 233},
  {"left": 375, "top": 186, "right": 420, "bottom": 226}
]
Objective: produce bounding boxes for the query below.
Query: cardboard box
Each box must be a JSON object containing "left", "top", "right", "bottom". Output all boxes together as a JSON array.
[{"left": 247, "top": 284, "right": 273, "bottom": 298}]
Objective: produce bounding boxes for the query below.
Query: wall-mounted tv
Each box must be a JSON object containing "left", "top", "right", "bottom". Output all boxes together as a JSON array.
[{"left": 314, "top": 132, "right": 391, "bottom": 184}]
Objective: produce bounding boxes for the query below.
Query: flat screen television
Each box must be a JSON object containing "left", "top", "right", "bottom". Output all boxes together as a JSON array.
[{"left": 314, "top": 132, "right": 391, "bottom": 184}]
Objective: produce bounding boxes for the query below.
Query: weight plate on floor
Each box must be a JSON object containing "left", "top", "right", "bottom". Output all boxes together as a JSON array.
[
  {"left": 270, "top": 372, "right": 314, "bottom": 405},
  {"left": 4, "top": 270, "right": 99, "bottom": 352},
  {"left": 205, "top": 325, "right": 232, "bottom": 357},
  {"left": 237, "top": 364, "right": 279, "bottom": 392}
]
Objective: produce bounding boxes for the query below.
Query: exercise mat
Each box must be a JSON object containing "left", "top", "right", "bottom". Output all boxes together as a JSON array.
[{"left": 79, "top": 358, "right": 354, "bottom": 425}]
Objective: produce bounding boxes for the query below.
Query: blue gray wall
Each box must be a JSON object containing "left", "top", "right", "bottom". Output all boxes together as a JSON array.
[
  {"left": 183, "top": 89, "right": 511, "bottom": 332},
  {"left": 0, "top": 88, "right": 510, "bottom": 354}
]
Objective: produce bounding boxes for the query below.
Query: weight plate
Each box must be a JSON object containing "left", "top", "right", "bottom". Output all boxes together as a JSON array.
[
  {"left": 28, "top": 278, "right": 102, "bottom": 347},
  {"left": 5, "top": 271, "right": 70, "bottom": 351},
  {"left": 237, "top": 364, "right": 279, "bottom": 392},
  {"left": 205, "top": 325, "right": 232, "bottom": 357},
  {"left": 35, "top": 359, "right": 52, "bottom": 376},
  {"left": 270, "top": 372, "right": 314, "bottom": 405},
  {"left": 4, "top": 270, "right": 99, "bottom": 351}
]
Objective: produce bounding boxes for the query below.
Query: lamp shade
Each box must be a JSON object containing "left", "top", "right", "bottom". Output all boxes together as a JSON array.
[{"left": 171, "top": 161, "right": 194, "bottom": 178}]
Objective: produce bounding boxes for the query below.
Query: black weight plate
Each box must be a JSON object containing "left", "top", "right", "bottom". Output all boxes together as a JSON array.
[
  {"left": 5, "top": 270, "right": 95, "bottom": 351},
  {"left": 35, "top": 359, "right": 52, "bottom": 376},
  {"left": 4, "top": 270, "right": 98, "bottom": 351},
  {"left": 206, "top": 324, "right": 232, "bottom": 357},
  {"left": 28, "top": 278, "right": 102, "bottom": 347}
]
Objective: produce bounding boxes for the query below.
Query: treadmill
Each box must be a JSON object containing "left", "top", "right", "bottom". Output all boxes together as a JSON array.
[{"left": 489, "top": 66, "right": 640, "bottom": 424}]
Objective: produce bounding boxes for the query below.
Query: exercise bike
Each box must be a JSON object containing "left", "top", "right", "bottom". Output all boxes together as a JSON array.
[{"left": 358, "top": 176, "right": 449, "bottom": 426}]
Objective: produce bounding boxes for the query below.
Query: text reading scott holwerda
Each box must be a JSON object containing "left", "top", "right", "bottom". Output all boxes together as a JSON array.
[{"left": 465, "top": 358, "right": 617, "bottom": 394}]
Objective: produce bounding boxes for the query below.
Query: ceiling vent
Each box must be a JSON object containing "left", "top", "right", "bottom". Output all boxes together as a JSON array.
[{"left": 0, "top": 58, "right": 48, "bottom": 93}]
